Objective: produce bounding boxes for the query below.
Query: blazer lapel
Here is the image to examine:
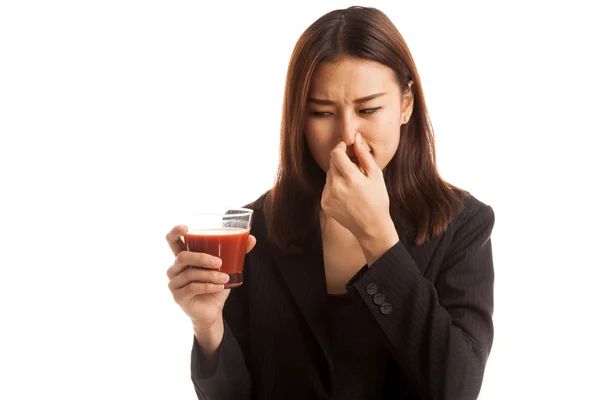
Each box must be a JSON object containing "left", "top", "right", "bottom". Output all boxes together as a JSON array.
[
  {"left": 396, "top": 220, "right": 443, "bottom": 277},
  {"left": 269, "top": 219, "right": 333, "bottom": 372}
]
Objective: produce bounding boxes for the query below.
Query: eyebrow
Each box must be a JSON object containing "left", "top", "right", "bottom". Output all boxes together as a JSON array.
[{"left": 307, "top": 92, "right": 387, "bottom": 105}]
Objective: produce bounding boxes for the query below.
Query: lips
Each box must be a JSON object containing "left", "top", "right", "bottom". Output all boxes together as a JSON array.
[{"left": 347, "top": 151, "right": 372, "bottom": 165}]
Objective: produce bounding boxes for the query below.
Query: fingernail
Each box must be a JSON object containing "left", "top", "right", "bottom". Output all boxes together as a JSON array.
[
  {"left": 213, "top": 258, "right": 222, "bottom": 267},
  {"left": 221, "top": 274, "right": 230, "bottom": 283}
]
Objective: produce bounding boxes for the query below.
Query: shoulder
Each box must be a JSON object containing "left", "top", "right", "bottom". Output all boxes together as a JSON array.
[
  {"left": 447, "top": 190, "right": 495, "bottom": 241},
  {"left": 456, "top": 191, "right": 494, "bottom": 223},
  {"left": 242, "top": 189, "right": 271, "bottom": 213},
  {"left": 241, "top": 189, "right": 272, "bottom": 224},
  {"left": 241, "top": 189, "right": 272, "bottom": 238}
]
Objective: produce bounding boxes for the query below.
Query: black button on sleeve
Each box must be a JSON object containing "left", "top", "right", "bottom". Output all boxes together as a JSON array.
[
  {"left": 366, "top": 283, "right": 378, "bottom": 295},
  {"left": 373, "top": 293, "right": 386, "bottom": 305},
  {"left": 379, "top": 302, "right": 393, "bottom": 315}
]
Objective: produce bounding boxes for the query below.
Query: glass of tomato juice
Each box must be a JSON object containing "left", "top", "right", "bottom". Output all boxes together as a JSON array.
[{"left": 182, "top": 208, "right": 253, "bottom": 288}]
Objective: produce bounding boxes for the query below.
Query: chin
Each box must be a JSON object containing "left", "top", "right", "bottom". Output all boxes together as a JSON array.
[{"left": 316, "top": 159, "right": 329, "bottom": 172}]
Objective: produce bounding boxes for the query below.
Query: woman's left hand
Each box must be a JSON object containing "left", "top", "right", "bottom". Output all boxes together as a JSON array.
[{"left": 321, "top": 133, "right": 398, "bottom": 248}]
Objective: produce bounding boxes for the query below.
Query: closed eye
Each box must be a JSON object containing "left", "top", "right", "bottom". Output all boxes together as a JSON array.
[
  {"left": 359, "top": 107, "right": 381, "bottom": 114},
  {"left": 311, "top": 111, "right": 334, "bottom": 117}
]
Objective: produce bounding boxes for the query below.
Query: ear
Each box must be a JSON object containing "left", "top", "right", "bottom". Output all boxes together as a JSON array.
[{"left": 401, "top": 80, "right": 414, "bottom": 124}]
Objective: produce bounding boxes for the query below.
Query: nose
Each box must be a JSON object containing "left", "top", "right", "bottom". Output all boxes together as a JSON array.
[{"left": 338, "top": 113, "right": 358, "bottom": 146}]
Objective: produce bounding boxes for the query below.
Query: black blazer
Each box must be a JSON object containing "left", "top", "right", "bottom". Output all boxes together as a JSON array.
[{"left": 191, "top": 191, "right": 495, "bottom": 400}]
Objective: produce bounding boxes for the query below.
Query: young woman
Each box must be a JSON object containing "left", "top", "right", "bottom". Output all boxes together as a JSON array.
[{"left": 166, "top": 6, "right": 495, "bottom": 399}]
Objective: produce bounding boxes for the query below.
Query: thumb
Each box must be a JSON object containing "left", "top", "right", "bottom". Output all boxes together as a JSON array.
[
  {"left": 354, "top": 133, "right": 377, "bottom": 174},
  {"left": 245, "top": 234, "right": 257, "bottom": 254}
]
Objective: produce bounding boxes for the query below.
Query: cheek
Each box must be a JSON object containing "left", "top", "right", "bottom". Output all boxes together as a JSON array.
[
  {"left": 366, "top": 118, "right": 401, "bottom": 166},
  {"left": 304, "top": 122, "right": 337, "bottom": 169},
  {"left": 367, "top": 118, "right": 400, "bottom": 148}
]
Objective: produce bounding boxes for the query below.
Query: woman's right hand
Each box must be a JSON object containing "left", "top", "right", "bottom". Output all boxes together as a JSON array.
[{"left": 165, "top": 225, "right": 257, "bottom": 332}]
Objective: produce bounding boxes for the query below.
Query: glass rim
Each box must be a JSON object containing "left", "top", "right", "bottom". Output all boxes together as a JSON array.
[{"left": 188, "top": 207, "right": 254, "bottom": 217}]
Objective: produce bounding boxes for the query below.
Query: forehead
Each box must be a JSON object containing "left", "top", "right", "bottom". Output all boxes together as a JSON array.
[{"left": 308, "top": 57, "right": 399, "bottom": 97}]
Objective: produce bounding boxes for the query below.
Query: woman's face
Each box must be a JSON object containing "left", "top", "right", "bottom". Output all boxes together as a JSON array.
[{"left": 304, "top": 57, "right": 413, "bottom": 172}]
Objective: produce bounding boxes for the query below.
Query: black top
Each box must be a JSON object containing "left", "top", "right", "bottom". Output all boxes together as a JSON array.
[
  {"left": 327, "top": 292, "right": 389, "bottom": 399},
  {"left": 190, "top": 192, "right": 495, "bottom": 399}
]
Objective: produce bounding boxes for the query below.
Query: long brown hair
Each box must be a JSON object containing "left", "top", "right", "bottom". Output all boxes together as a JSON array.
[{"left": 264, "top": 6, "right": 467, "bottom": 254}]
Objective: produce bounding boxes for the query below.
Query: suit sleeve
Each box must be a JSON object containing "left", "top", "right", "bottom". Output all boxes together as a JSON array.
[
  {"left": 347, "top": 204, "right": 495, "bottom": 400},
  {"left": 190, "top": 258, "right": 252, "bottom": 399}
]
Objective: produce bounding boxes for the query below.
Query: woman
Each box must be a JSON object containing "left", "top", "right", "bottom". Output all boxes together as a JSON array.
[{"left": 166, "top": 6, "right": 495, "bottom": 400}]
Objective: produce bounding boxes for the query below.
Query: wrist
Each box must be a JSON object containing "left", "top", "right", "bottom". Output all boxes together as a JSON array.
[
  {"left": 193, "top": 319, "right": 224, "bottom": 360},
  {"left": 358, "top": 218, "right": 399, "bottom": 266}
]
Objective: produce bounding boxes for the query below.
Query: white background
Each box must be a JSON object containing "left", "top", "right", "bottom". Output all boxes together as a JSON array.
[{"left": 1, "top": 1, "right": 599, "bottom": 399}]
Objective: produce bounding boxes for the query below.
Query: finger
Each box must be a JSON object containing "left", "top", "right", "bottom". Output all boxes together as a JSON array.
[
  {"left": 169, "top": 267, "right": 230, "bottom": 290},
  {"left": 328, "top": 153, "right": 344, "bottom": 179},
  {"left": 174, "top": 282, "right": 226, "bottom": 302},
  {"left": 325, "top": 166, "right": 333, "bottom": 187},
  {"left": 321, "top": 169, "right": 332, "bottom": 213},
  {"left": 246, "top": 234, "right": 256, "bottom": 253},
  {"left": 167, "top": 251, "right": 222, "bottom": 279},
  {"left": 330, "top": 142, "right": 360, "bottom": 178},
  {"left": 328, "top": 141, "right": 347, "bottom": 178},
  {"left": 166, "top": 225, "right": 188, "bottom": 256},
  {"left": 354, "top": 133, "right": 379, "bottom": 175}
]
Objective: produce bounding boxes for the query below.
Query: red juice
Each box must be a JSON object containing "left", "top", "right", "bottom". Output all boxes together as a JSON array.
[{"left": 184, "top": 228, "right": 250, "bottom": 288}]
